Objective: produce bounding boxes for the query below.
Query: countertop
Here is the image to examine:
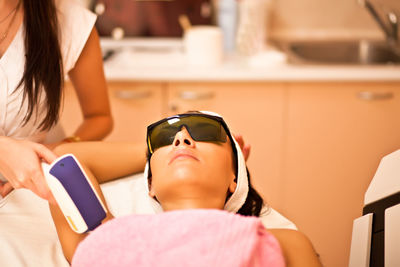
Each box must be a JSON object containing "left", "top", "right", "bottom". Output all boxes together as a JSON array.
[{"left": 100, "top": 38, "right": 400, "bottom": 82}]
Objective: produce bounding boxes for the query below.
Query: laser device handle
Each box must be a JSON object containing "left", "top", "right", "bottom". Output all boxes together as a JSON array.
[{"left": 42, "top": 154, "right": 107, "bottom": 233}]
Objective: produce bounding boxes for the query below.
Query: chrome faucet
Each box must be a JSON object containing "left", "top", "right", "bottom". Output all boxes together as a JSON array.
[{"left": 358, "top": 0, "right": 398, "bottom": 44}]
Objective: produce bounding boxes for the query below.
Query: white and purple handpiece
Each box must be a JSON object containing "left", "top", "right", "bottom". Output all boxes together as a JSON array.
[{"left": 42, "top": 154, "right": 107, "bottom": 234}]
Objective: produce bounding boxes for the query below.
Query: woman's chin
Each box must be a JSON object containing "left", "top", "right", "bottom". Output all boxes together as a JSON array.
[{"left": 171, "top": 166, "right": 202, "bottom": 181}]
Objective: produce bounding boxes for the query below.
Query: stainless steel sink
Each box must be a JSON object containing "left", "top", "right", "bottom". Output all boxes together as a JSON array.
[{"left": 278, "top": 40, "right": 400, "bottom": 65}]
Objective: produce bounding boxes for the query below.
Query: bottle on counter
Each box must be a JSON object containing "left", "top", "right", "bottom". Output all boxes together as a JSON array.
[
  {"left": 215, "top": 0, "right": 238, "bottom": 53},
  {"left": 236, "top": 0, "right": 270, "bottom": 56}
]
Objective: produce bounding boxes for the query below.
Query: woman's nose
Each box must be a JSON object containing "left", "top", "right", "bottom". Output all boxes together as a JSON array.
[{"left": 173, "top": 127, "right": 195, "bottom": 148}]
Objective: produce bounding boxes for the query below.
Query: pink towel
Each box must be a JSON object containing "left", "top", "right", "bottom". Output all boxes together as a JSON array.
[{"left": 72, "top": 209, "right": 285, "bottom": 267}]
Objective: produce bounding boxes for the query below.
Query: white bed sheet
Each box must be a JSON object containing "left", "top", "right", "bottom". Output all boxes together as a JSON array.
[{"left": 0, "top": 173, "right": 295, "bottom": 267}]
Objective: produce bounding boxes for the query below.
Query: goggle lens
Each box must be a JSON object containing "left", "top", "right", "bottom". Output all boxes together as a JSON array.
[{"left": 148, "top": 116, "right": 228, "bottom": 153}]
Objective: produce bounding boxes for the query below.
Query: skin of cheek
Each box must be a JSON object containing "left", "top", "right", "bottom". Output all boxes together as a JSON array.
[{"left": 149, "top": 142, "right": 236, "bottom": 205}]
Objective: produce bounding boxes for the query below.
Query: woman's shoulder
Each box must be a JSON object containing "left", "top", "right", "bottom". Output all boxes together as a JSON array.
[{"left": 268, "top": 229, "right": 322, "bottom": 266}]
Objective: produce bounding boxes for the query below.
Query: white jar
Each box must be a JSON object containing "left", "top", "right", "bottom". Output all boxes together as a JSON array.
[{"left": 183, "top": 26, "right": 224, "bottom": 67}]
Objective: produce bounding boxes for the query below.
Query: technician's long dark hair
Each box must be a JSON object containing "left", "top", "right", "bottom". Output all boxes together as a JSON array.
[{"left": 17, "top": 0, "right": 63, "bottom": 130}]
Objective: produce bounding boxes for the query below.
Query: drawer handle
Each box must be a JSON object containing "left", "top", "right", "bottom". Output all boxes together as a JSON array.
[
  {"left": 114, "top": 90, "right": 152, "bottom": 100},
  {"left": 357, "top": 91, "right": 394, "bottom": 101},
  {"left": 178, "top": 91, "right": 215, "bottom": 100}
]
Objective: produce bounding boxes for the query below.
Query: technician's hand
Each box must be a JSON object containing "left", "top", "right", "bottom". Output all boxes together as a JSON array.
[
  {"left": 233, "top": 133, "right": 251, "bottom": 161},
  {"left": 0, "top": 137, "right": 57, "bottom": 203},
  {"left": 0, "top": 181, "right": 13, "bottom": 198}
]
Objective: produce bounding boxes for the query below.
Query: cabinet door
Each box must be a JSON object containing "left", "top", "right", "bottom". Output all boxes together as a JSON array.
[
  {"left": 60, "top": 82, "right": 165, "bottom": 142},
  {"left": 167, "top": 82, "right": 285, "bottom": 208},
  {"left": 283, "top": 82, "right": 400, "bottom": 267}
]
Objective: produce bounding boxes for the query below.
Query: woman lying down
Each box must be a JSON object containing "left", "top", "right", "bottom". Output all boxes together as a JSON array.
[{"left": 50, "top": 111, "right": 322, "bottom": 267}]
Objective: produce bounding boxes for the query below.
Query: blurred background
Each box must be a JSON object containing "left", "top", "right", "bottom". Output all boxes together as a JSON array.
[
  {"left": 65, "top": 1, "right": 400, "bottom": 267},
  {"left": 76, "top": 0, "right": 399, "bottom": 40}
]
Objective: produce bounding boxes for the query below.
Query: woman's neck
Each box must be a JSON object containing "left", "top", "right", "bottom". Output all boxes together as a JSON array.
[{"left": 161, "top": 196, "right": 225, "bottom": 212}]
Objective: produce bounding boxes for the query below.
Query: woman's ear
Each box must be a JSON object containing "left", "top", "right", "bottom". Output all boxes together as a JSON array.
[
  {"left": 148, "top": 185, "right": 156, "bottom": 198},
  {"left": 228, "top": 178, "right": 237, "bottom": 194},
  {"left": 147, "top": 174, "right": 156, "bottom": 197}
]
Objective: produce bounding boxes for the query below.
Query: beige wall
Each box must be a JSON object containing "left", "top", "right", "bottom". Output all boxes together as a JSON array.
[{"left": 269, "top": 0, "right": 400, "bottom": 40}]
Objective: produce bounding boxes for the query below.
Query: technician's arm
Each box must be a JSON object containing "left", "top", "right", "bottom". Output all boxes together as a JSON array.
[
  {"left": 66, "top": 27, "right": 113, "bottom": 142},
  {"left": 53, "top": 141, "right": 146, "bottom": 184}
]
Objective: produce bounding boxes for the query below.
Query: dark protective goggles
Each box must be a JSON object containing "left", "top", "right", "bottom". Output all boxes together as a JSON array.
[{"left": 146, "top": 113, "right": 232, "bottom": 155}]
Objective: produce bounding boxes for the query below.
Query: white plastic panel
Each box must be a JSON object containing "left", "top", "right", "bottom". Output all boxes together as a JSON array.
[
  {"left": 365, "top": 149, "right": 400, "bottom": 205},
  {"left": 349, "top": 213, "right": 373, "bottom": 267},
  {"left": 42, "top": 162, "right": 88, "bottom": 233},
  {"left": 385, "top": 203, "right": 400, "bottom": 267}
]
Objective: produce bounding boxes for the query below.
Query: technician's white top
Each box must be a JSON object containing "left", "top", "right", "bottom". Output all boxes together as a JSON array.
[{"left": 0, "top": 0, "right": 96, "bottom": 142}]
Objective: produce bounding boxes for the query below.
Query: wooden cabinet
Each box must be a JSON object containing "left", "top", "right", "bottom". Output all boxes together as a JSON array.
[
  {"left": 282, "top": 82, "right": 400, "bottom": 267},
  {"left": 61, "top": 80, "right": 400, "bottom": 267},
  {"left": 105, "top": 82, "right": 165, "bottom": 142}
]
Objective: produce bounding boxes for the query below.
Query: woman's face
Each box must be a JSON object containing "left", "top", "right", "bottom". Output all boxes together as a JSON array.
[{"left": 149, "top": 127, "right": 237, "bottom": 210}]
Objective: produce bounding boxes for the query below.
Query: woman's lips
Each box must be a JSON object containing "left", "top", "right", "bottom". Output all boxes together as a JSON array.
[{"left": 169, "top": 150, "right": 199, "bottom": 164}]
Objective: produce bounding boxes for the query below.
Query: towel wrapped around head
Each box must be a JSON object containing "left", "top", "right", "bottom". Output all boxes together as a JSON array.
[{"left": 71, "top": 209, "right": 285, "bottom": 267}]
